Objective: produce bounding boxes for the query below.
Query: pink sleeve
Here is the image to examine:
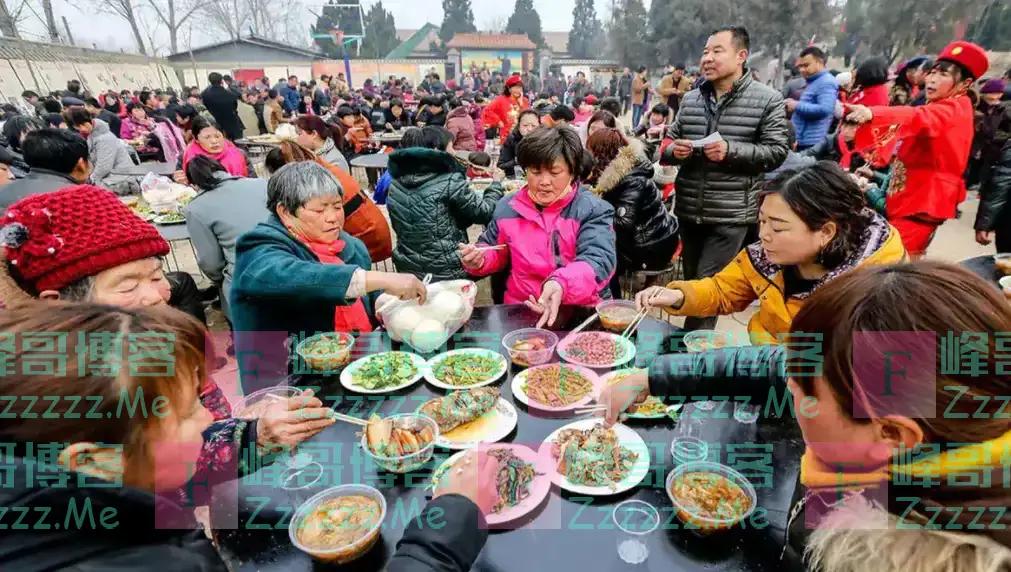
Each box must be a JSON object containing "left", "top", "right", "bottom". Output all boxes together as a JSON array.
[
  {"left": 551, "top": 261, "right": 609, "bottom": 305},
  {"left": 468, "top": 243, "right": 509, "bottom": 277}
]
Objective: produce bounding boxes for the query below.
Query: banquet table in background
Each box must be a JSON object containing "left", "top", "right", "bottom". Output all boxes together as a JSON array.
[
  {"left": 110, "top": 161, "right": 176, "bottom": 178},
  {"left": 210, "top": 305, "right": 806, "bottom": 572}
]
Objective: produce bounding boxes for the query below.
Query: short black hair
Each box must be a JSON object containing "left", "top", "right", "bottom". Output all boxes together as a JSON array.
[
  {"left": 599, "top": 97, "right": 621, "bottom": 116},
  {"left": 64, "top": 107, "right": 92, "bottom": 127},
  {"left": 637, "top": 66, "right": 647, "bottom": 73},
  {"left": 3, "top": 115, "right": 43, "bottom": 151},
  {"left": 190, "top": 115, "right": 220, "bottom": 139},
  {"left": 431, "top": 73, "right": 440, "bottom": 81},
  {"left": 84, "top": 97, "right": 101, "bottom": 108},
  {"left": 469, "top": 151, "right": 491, "bottom": 167},
  {"left": 139, "top": 90, "right": 154, "bottom": 104},
  {"left": 712, "top": 25, "right": 750, "bottom": 51},
  {"left": 516, "top": 126, "right": 584, "bottom": 176},
  {"left": 21, "top": 90, "right": 38, "bottom": 99},
  {"left": 674, "top": 64, "right": 686, "bottom": 71},
  {"left": 208, "top": 72, "right": 223, "bottom": 85},
  {"left": 799, "top": 46, "right": 826, "bottom": 62},
  {"left": 223, "top": 75, "right": 233, "bottom": 83},
  {"left": 267, "top": 89, "right": 279, "bottom": 99},
  {"left": 854, "top": 57, "right": 889, "bottom": 88},
  {"left": 175, "top": 104, "right": 198, "bottom": 121},
  {"left": 41, "top": 113, "right": 63, "bottom": 128},
  {"left": 42, "top": 98, "right": 62, "bottom": 113},
  {"left": 185, "top": 154, "right": 227, "bottom": 191},
  {"left": 335, "top": 105, "right": 357, "bottom": 119},
  {"left": 66, "top": 79, "right": 81, "bottom": 93},
  {"left": 22, "top": 128, "right": 88, "bottom": 173},
  {"left": 288, "top": 75, "right": 297, "bottom": 81},
  {"left": 650, "top": 103, "right": 670, "bottom": 117},
  {"left": 549, "top": 105, "right": 575, "bottom": 123},
  {"left": 400, "top": 125, "right": 452, "bottom": 151},
  {"left": 125, "top": 102, "right": 146, "bottom": 114}
]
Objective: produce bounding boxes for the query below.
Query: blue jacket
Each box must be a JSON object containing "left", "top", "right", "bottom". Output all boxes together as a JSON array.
[
  {"left": 280, "top": 85, "right": 300, "bottom": 113},
  {"left": 230, "top": 215, "right": 378, "bottom": 387},
  {"left": 791, "top": 71, "right": 838, "bottom": 148}
]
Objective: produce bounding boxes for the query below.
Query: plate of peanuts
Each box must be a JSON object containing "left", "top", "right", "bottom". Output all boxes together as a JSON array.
[{"left": 556, "top": 332, "right": 636, "bottom": 369}]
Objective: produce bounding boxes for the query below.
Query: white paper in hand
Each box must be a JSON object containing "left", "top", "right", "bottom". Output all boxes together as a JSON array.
[{"left": 692, "top": 132, "right": 725, "bottom": 148}]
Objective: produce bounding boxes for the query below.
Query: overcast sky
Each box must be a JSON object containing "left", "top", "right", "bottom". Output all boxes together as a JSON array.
[{"left": 12, "top": 0, "right": 643, "bottom": 56}]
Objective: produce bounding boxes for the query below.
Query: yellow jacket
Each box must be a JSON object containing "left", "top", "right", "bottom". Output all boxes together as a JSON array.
[{"left": 665, "top": 216, "right": 907, "bottom": 345}]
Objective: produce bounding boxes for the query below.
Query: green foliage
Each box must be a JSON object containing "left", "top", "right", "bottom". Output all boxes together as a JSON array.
[
  {"left": 967, "top": 0, "right": 1011, "bottom": 51},
  {"left": 438, "top": 0, "right": 477, "bottom": 51},
  {"left": 506, "top": 0, "right": 545, "bottom": 48},
  {"left": 605, "top": 0, "right": 648, "bottom": 66},
  {"left": 359, "top": 2, "right": 400, "bottom": 58},
  {"left": 311, "top": 4, "right": 359, "bottom": 59},
  {"left": 569, "top": 0, "right": 603, "bottom": 59}
]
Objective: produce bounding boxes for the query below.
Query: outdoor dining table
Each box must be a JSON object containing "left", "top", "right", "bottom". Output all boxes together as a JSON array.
[
  {"left": 110, "top": 161, "right": 176, "bottom": 178},
  {"left": 960, "top": 254, "right": 1001, "bottom": 289},
  {"left": 209, "top": 304, "right": 806, "bottom": 572}
]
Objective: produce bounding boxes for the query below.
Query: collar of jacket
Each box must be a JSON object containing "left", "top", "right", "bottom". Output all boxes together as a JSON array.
[
  {"left": 27, "top": 168, "right": 78, "bottom": 183},
  {"left": 591, "top": 139, "right": 649, "bottom": 196},
  {"left": 745, "top": 209, "right": 892, "bottom": 298},
  {"left": 700, "top": 68, "right": 754, "bottom": 101},
  {"left": 805, "top": 70, "right": 830, "bottom": 84},
  {"left": 387, "top": 147, "right": 464, "bottom": 181},
  {"left": 447, "top": 106, "right": 470, "bottom": 119},
  {"left": 511, "top": 182, "right": 581, "bottom": 221}
]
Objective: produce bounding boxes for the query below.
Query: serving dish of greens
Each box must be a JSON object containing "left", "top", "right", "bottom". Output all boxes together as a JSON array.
[
  {"left": 339, "top": 351, "right": 427, "bottom": 394},
  {"left": 423, "top": 348, "right": 507, "bottom": 390},
  {"left": 154, "top": 212, "right": 186, "bottom": 225}
]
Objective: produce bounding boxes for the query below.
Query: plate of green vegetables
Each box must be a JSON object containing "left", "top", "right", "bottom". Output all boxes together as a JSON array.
[
  {"left": 340, "top": 351, "right": 427, "bottom": 394},
  {"left": 423, "top": 348, "right": 508, "bottom": 390}
]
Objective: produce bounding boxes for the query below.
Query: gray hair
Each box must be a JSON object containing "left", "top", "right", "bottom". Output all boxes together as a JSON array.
[
  {"left": 266, "top": 161, "right": 344, "bottom": 215},
  {"left": 57, "top": 275, "right": 95, "bottom": 301}
]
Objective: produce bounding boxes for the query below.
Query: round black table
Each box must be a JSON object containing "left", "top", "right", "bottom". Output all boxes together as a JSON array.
[
  {"left": 960, "top": 254, "right": 1001, "bottom": 289},
  {"left": 110, "top": 161, "right": 176, "bottom": 177},
  {"left": 210, "top": 305, "right": 805, "bottom": 572},
  {"left": 350, "top": 153, "right": 390, "bottom": 170}
]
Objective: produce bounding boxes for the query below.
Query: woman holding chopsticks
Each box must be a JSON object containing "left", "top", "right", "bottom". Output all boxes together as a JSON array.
[
  {"left": 635, "top": 162, "right": 905, "bottom": 345},
  {"left": 459, "top": 126, "right": 617, "bottom": 329}
]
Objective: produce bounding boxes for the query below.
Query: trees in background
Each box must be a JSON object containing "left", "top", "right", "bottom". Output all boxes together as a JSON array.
[
  {"left": 437, "top": 0, "right": 476, "bottom": 53},
  {"left": 968, "top": 0, "right": 1011, "bottom": 51},
  {"left": 359, "top": 1, "right": 399, "bottom": 59},
  {"left": 506, "top": 0, "right": 545, "bottom": 50},
  {"left": 569, "top": 0, "right": 602, "bottom": 59},
  {"left": 605, "top": 0, "right": 648, "bottom": 66}
]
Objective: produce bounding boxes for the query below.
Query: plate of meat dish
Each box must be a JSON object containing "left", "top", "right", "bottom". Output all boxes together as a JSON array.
[
  {"left": 418, "top": 388, "right": 517, "bottom": 450},
  {"left": 511, "top": 363, "right": 602, "bottom": 413},
  {"left": 429, "top": 444, "right": 550, "bottom": 527},
  {"left": 538, "top": 419, "right": 651, "bottom": 495}
]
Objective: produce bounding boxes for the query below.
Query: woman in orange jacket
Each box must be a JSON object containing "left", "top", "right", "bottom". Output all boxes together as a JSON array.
[
  {"left": 847, "top": 41, "right": 989, "bottom": 258},
  {"left": 635, "top": 162, "right": 906, "bottom": 345},
  {"left": 483, "top": 75, "right": 530, "bottom": 144}
]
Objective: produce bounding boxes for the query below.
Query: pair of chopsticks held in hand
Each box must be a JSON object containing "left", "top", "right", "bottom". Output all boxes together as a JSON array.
[{"left": 621, "top": 289, "right": 662, "bottom": 339}]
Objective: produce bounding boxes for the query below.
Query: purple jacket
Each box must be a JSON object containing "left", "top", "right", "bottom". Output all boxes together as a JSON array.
[{"left": 469, "top": 185, "right": 616, "bottom": 305}]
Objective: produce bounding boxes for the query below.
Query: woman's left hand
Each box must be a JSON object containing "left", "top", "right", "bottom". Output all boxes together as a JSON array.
[
  {"left": 254, "top": 389, "right": 336, "bottom": 451},
  {"left": 525, "top": 280, "right": 563, "bottom": 328},
  {"left": 846, "top": 104, "right": 873, "bottom": 124}
]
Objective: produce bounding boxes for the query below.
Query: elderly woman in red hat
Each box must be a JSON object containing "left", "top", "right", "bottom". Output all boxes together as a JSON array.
[
  {"left": 846, "top": 41, "right": 989, "bottom": 257},
  {"left": 483, "top": 74, "right": 530, "bottom": 144}
]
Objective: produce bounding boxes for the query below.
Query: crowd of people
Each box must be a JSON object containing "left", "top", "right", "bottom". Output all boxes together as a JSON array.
[{"left": 0, "top": 20, "right": 1009, "bottom": 572}]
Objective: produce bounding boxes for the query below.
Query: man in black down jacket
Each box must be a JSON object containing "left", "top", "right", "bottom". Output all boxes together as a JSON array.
[
  {"left": 201, "top": 72, "right": 244, "bottom": 141},
  {"left": 660, "top": 25, "right": 789, "bottom": 332}
]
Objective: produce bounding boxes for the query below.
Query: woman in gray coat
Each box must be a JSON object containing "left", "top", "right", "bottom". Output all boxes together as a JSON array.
[{"left": 184, "top": 154, "right": 270, "bottom": 322}]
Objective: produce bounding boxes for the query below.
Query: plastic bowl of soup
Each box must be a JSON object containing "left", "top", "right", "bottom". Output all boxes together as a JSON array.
[
  {"left": 596, "top": 300, "right": 639, "bottom": 332},
  {"left": 683, "top": 330, "right": 734, "bottom": 353},
  {"left": 502, "top": 328, "right": 558, "bottom": 367},
  {"left": 296, "top": 332, "right": 355, "bottom": 373},
  {"left": 289, "top": 484, "right": 386, "bottom": 563},
  {"left": 996, "top": 254, "right": 1011, "bottom": 276},
  {"left": 666, "top": 461, "right": 757, "bottom": 535},
  {"left": 232, "top": 385, "right": 303, "bottom": 419}
]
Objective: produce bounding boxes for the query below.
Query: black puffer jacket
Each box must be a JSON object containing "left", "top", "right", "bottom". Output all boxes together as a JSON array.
[
  {"left": 387, "top": 147, "right": 504, "bottom": 280},
  {"left": 591, "top": 141, "right": 679, "bottom": 272},
  {"left": 497, "top": 130, "right": 522, "bottom": 175},
  {"left": 975, "top": 138, "right": 1011, "bottom": 233},
  {"left": 660, "top": 71, "right": 790, "bottom": 225}
]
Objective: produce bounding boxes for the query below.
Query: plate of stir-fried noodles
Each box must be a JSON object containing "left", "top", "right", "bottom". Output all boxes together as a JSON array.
[
  {"left": 538, "top": 419, "right": 651, "bottom": 495},
  {"left": 429, "top": 444, "right": 550, "bottom": 527},
  {"left": 511, "top": 363, "right": 602, "bottom": 413}
]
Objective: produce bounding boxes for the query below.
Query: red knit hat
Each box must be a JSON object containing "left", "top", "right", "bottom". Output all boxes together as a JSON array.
[
  {"left": 936, "top": 41, "right": 989, "bottom": 80},
  {"left": 0, "top": 185, "right": 170, "bottom": 292},
  {"left": 585, "top": 94, "right": 598, "bottom": 104},
  {"left": 505, "top": 75, "right": 523, "bottom": 89}
]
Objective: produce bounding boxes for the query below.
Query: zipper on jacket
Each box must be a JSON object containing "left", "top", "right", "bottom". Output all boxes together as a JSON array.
[
  {"left": 551, "top": 231, "right": 563, "bottom": 268},
  {"left": 781, "top": 492, "right": 808, "bottom": 561}
]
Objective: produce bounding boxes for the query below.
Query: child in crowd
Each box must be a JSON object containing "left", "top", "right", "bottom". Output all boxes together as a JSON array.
[{"left": 466, "top": 151, "right": 493, "bottom": 179}]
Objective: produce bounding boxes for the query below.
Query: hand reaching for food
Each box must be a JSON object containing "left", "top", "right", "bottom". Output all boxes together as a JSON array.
[
  {"left": 458, "top": 243, "right": 485, "bottom": 270},
  {"left": 526, "top": 280, "right": 563, "bottom": 328},
  {"left": 255, "top": 389, "right": 336, "bottom": 451},
  {"left": 598, "top": 372, "right": 650, "bottom": 427},
  {"left": 433, "top": 450, "right": 500, "bottom": 515}
]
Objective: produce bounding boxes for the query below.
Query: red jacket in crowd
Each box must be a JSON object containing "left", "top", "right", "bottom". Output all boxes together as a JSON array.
[
  {"left": 847, "top": 84, "right": 890, "bottom": 108},
  {"left": 483, "top": 94, "right": 530, "bottom": 144}
]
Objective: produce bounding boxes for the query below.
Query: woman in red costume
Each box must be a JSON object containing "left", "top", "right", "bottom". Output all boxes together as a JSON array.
[
  {"left": 483, "top": 75, "right": 530, "bottom": 145},
  {"left": 847, "top": 42, "right": 989, "bottom": 258}
]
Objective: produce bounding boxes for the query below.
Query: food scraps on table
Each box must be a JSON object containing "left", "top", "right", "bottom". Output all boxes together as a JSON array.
[
  {"left": 488, "top": 448, "right": 540, "bottom": 514},
  {"left": 419, "top": 388, "right": 500, "bottom": 433},
  {"left": 670, "top": 472, "right": 752, "bottom": 521},
  {"left": 563, "top": 332, "right": 626, "bottom": 366},
  {"left": 550, "top": 426, "right": 638, "bottom": 489},
  {"left": 297, "top": 495, "right": 382, "bottom": 550},
  {"left": 351, "top": 353, "right": 418, "bottom": 390},
  {"left": 432, "top": 354, "right": 502, "bottom": 386},
  {"left": 365, "top": 415, "right": 435, "bottom": 457},
  {"left": 521, "top": 365, "right": 593, "bottom": 407}
]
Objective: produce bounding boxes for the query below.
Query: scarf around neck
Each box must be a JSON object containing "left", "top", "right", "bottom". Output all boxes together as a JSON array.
[{"left": 183, "top": 140, "right": 248, "bottom": 178}]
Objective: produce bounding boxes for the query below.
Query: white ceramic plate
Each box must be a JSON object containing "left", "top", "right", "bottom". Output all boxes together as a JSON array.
[
  {"left": 423, "top": 397, "right": 518, "bottom": 450},
  {"left": 423, "top": 348, "right": 508, "bottom": 390},
  {"left": 511, "top": 363, "right": 602, "bottom": 413},
  {"left": 538, "top": 419, "right": 651, "bottom": 496},
  {"left": 153, "top": 213, "right": 186, "bottom": 225},
  {"left": 598, "top": 369, "right": 672, "bottom": 420},
  {"left": 556, "top": 332, "right": 636, "bottom": 369},
  {"left": 339, "top": 351, "right": 427, "bottom": 394}
]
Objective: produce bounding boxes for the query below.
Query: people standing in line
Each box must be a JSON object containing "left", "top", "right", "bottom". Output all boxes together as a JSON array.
[
  {"left": 631, "top": 66, "right": 651, "bottom": 128},
  {"left": 848, "top": 41, "right": 988, "bottom": 258},
  {"left": 201, "top": 73, "right": 244, "bottom": 141},
  {"left": 618, "top": 67, "right": 634, "bottom": 117},
  {"left": 657, "top": 64, "right": 692, "bottom": 118},
  {"left": 658, "top": 25, "right": 790, "bottom": 333},
  {"left": 786, "top": 47, "right": 839, "bottom": 151}
]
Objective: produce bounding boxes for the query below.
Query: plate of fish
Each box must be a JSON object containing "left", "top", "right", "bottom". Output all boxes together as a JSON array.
[
  {"left": 424, "top": 348, "right": 508, "bottom": 390},
  {"left": 538, "top": 419, "right": 651, "bottom": 495},
  {"left": 511, "top": 363, "right": 602, "bottom": 413},
  {"left": 429, "top": 444, "right": 550, "bottom": 527},
  {"left": 418, "top": 387, "right": 517, "bottom": 449}
]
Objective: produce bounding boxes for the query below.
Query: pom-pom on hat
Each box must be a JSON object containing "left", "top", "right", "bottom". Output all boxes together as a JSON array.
[
  {"left": 936, "top": 41, "right": 989, "bottom": 81},
  {"left": 2, "top": 185, "right": 170, "bottom": 293}
]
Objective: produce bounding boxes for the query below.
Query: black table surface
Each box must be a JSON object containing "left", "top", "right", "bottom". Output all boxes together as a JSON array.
[
  {"left": 960, "top": 254, "right": 1001, "bottom": 288},
  {"left": 211, "top": 305, "right": 805, "bottom": 572}
]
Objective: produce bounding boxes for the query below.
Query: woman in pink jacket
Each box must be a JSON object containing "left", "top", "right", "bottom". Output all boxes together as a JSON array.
[{"left": 459, "top": 126, "right": 617, "bottom": 328}]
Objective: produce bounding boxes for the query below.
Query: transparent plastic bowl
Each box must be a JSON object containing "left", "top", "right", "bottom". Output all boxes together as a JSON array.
[
  {"left": 596, "top": 300, "right": 639, "bottom": 332},
  {"left": 670, "top": 436, "right": 709, "bottom": 464},
  {"left": 502, "top": 328, "right": 558, "bottom": 367},
  {"left": 360, "top": 413, "right": 439, "bottom": 473},
  {"left": 683, "top": 330, "right": 734, "bottom": 353},
  {"left": 232, "top": 385, "right": 302, "bottom": 419},
  {"left": 665, "top": 461, "right": 757, "bottom": 535},
  {"left": 289, "top": 484, "right": 386, "bottom": 563},
  {"left": 996, "top": 254, "right": 1011, "bottom": 276},
  {"left": 296, "top": 332, "right": 355, "bottom": 373}
]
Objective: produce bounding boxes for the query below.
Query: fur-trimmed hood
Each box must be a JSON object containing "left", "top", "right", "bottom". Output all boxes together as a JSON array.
[
  {"left": 805, "top": 495, "right": 1011, "bottom": 572},
  {"left": 591, "top": 138, "right": 652, "bottom": 196}
]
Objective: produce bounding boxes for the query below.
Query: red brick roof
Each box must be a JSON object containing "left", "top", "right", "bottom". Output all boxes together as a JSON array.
[{"left": 446, "top": 33, "right": 536, "bottom": 50}]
